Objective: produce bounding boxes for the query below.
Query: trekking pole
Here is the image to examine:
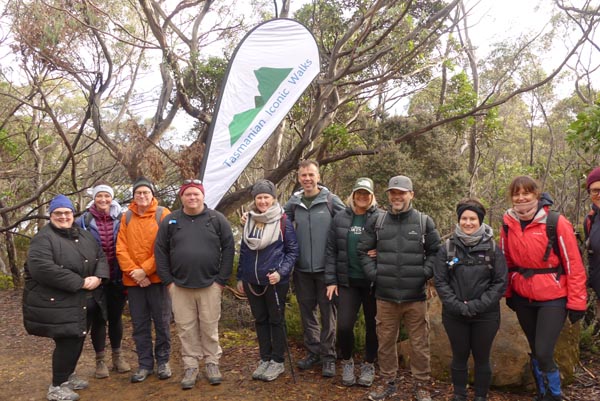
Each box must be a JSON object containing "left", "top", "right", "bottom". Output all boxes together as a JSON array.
[{"left": 269, "top": 269, "right": 296, "bottom": 384}]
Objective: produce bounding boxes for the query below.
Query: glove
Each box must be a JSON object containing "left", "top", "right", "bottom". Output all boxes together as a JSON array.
[
  {"left": 459, "top": 302, "right": 475, "bottom": 318},
  {"left": 505, "top": 297, "right": 516, "bottom": 312},
  {"left": 568, "top": 310, "right": 585, "bottom": 324}
]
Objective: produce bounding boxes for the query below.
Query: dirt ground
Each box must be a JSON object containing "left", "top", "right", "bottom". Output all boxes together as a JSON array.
[{"left": 1, "top": 289, "right": 599, "bottom": 401}]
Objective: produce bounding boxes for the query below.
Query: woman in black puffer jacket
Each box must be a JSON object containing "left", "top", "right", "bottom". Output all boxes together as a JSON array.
[
  {"left": 433, "top": 198, "right": 507, "bottom": 401},
  {"left": 325, "top": 177, "right": 381, "bottom": 388},
  {"left": 23, "top": 194, "right": 109, "bottom": 401}
]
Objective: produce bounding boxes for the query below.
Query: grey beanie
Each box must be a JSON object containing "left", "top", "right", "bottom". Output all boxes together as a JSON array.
[
  {"left": 251, "top": 179, "right": 276, "bottom": 198},
  {"left": 132, "top": 176, "right": 155, "bottom": 195}
]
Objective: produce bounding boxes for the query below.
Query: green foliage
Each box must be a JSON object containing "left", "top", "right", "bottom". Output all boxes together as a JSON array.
[
  {"left": 284, "top": 292, "right": 303, "bottom": 341},
  {"left": 566, "top": 101, "right": 600, "bottom": 153},
  {"left": 0, "top": 129, "right": 19, "bottom": 157},
  {"left": 580, "top": 322, "right": 599, "bottom": 353},
  {"left": 0, "top": 274, "right": 14, "bottom": 290}
]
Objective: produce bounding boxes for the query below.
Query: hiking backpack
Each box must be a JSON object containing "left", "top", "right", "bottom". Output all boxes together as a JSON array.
[
  {"left": 125, "top": 206, "right": 165, "bottom": 226},
  {"left": 445, "top": 238, "right": 495, "bottom": 271},
  {"left": 374, "top": 210, "right": 429, "bottom": 259},
  {"left": 287, "top": 191, "right": 335, "bottom": 221},
  {"left": 503, "top": 210, "right": 566, "bottom": 277}
]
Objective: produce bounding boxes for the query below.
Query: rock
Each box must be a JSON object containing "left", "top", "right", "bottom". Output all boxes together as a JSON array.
[{"left": 398, "top": 286, "right": 581, "bottom": 389}]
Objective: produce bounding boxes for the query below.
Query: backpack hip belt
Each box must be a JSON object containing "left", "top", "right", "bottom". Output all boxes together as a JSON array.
[{"left": 509, "top": 265, "right": 562, "bottom": 279}]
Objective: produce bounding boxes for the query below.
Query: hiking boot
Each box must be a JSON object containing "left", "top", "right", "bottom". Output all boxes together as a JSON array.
[
  {"left": 252, "top": 360, "right": 270, "bottom": 380},
  {"left": 296, "top": 352, "right": 320, "bottom": 370},
  {"left": 322, "top": 358, "right": 335, "bottom": 377},
  {"left": 95, "top": 352, "right": 109, "bottom": 379},
  {"left": 206, "top": 363, "right": 222, "bottom": 385},
  {"left": 415, "top": 382, "right": 432, "bottom": 401},
  {"left": 181, "top": 368, "right": 199, "bottom": 390},
  {"left": 47, "top": 383, "right": 80, "bottom": 401},
  {"left": 368, "top": 380, "right": 397, "bottom": 401},
  {"left": 112, "top": 348, "right": 131, "bottom": 373},
  {"left": 66, "top": 373, "right": 88, "bottom": 390},
  {"left": 262, "top": 361, "right": 285, "bottom": 382},
  {"left": 341, "top": 359, "right": 355, "bottom": 386},
  {"left": 130, "top": 368, "right": 151, "bottom": 383},
  {"left": 357, "top": 362, "right": 375, "bottom": 387},
  {"left": 157, "top": 362, "right": 172, "bottom": 380},
  {"left": 542, "top": 393, "right": 562, "bottom": 401}
]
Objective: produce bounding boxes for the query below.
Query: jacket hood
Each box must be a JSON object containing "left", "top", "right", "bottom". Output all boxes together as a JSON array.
[{"left": 129, "top": 197, "right": 159, "bottom": 216}]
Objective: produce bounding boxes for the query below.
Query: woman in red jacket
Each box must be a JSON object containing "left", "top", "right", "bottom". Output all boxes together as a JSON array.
[{"left": 501, "top": 176, "right": 587, "bottom": 401}]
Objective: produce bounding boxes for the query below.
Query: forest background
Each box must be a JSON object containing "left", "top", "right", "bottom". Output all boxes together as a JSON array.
[{"left": 2, "top": 0, "right": 600, "bottom": 292}]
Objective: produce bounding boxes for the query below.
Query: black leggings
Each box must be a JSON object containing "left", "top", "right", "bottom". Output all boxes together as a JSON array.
[
  {"left": 442, "top": 311, "right": 500, "bottom": 397},
  {"left": 337, "top": 285, "right": 377, "bottom": 362},
  {"left": 514, "top": 302, "right": 566, "bottom": 372},
  {"left": 51, "top": 298, "right": 100, "bottom": 386},
  {"left": 89, "top": 282, "right": 127, "bottom": 352}
]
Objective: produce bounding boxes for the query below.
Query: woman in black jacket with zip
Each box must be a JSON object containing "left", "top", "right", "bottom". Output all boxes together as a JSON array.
[
  {"left": 23, "top": 194, "right": 109, "bottom": 401},
  {"left": 433, "top": 198, "right": 507, "bottom": 401},
  {"left": 325, "top": 177, "right": 380, "bottom": 388}
]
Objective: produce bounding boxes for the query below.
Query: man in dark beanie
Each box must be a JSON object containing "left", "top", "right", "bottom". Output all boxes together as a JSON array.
[
  {"left": 116, "top": 176, "right": 172, "bottom": 384},
  {"left": 155, "top": 178, "right": 234, "bottom": 390}
]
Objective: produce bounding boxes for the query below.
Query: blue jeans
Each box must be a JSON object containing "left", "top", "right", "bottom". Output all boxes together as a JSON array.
[{"left": 127, "top": 284, "right": 171, "bottom": 370}]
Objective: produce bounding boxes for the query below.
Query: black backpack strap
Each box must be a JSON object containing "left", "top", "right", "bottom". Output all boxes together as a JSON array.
[
  {"left": 445, "top": 239, "right": 457, "bottom": 269},
  {"left": 83, "top": 211, "right": 94, "bottom": 229},
  {"left": 544, "top": 210, "right": 560, "bottom": 262},
  {"left": 374, "top": 211, "right": 387, "bottom": 240},
  {"left": 326, "top": 192, "right": 334, "bottom": 216},
  {"left": 207, "top": 209, "right": 222, "bottom": 237}
]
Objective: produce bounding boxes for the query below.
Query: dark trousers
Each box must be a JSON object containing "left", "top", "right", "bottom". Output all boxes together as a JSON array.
[
  {"left": 337, "top": 285, "right": 377, "bottom": 362},
  {"left": 293, "top": 270, "right": 337, "bottom": 359},
  {"left": 51, "top": 298, "right": 99, "bottom": 386},
  {"left": 127, "top": 284, "right": 172, "bottom": 370},
  {"left": 244, "top": 281, "right": 290, "bottom": 363},
  {"left": 442, "top": 311, "right": 500, "bottom": 397},
  {"left": 514, "top": 303, "right": 566, "bottom": 372},
  {"left": 90, "top": 281, "right": 127, "bottom": 352}
]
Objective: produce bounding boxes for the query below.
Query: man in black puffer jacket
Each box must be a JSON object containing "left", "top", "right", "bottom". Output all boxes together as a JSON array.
[{"left": 358, "top": 175, "right": 440, "bottom": 401}]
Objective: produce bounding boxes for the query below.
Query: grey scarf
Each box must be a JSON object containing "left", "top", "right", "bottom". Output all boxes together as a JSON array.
[
  {"left": 243, "top": 202, "right": 284, "bottom": 250},
  {"left": 454, "top": 223, "right": 494, "bottom": 247}
]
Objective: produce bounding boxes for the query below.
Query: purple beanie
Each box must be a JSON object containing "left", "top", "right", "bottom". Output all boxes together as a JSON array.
[
  {"left": 587, "top": 167, "right": 600, "bottom": 190},
  {"left": 49, "top": 194, "right": 75, "bottom": 214}
]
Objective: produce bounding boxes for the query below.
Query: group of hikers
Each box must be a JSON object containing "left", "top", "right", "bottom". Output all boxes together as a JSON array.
[{"left": 22, "top": 160, "right": 600, "bottom": 401}]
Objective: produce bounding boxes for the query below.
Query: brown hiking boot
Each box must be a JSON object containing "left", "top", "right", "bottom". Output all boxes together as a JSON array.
[
  {"left": 112, "top": 348, "right": 131, "bottom": 373},
  {"left": 95, "top": 352, "right": 109, "bottom": 379}
]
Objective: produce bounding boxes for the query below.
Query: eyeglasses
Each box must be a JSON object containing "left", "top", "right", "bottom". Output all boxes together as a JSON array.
[
  {"left": 590, "top": 188, "right": 600, "bottom": 196},
  {"left": 52, "top": 211, "right": 73, "bottom": 217},
  {"left": 134, "top": 190, "right": 152, "bottom": 197},
  {"left": 183, "top": 179, "right": 202, "bottom": 185}
]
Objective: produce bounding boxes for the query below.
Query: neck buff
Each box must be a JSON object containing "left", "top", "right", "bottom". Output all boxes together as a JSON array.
[{"left": 512, "top": 199, "right": 538, "bottom": 221}]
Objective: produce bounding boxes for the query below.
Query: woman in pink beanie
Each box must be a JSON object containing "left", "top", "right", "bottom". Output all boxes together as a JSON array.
[{"left": 584, "top": 167, "right": 600, "bottom": 319}]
